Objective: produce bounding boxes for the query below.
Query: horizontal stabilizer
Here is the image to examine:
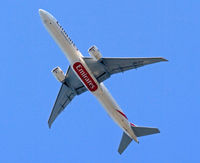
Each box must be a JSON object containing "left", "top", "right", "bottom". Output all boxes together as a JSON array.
[
  {"left": 131, "top": 126, "right": 160, "bottom": 137},
  {"left": 118, "top": 132, "right": 132, "bottom": 154}
]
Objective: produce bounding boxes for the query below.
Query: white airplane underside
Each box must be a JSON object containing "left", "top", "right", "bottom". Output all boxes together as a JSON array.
[{"left": 39, "top": 9, "right": 167, "bottom": 154}]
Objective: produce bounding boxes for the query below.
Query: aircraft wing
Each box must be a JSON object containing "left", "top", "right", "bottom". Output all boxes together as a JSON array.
[
  {"left": 100, "top": 57, "right": 167, "bottom": 75},
  {"left": 48, "top": 66, "right": 87, "bottom": 128},
  {"left": 48, "top": 57, "right": 166, "bottom": 127},
  {"left": 83, "top": 57, "right": 167, "bottom": 83}
]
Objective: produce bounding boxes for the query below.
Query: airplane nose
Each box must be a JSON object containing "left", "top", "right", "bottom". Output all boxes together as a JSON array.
[
  {"left": 39, "top": 9, "right": 57, "bottom": 24},
  {"left": 39, "top": 9, "right": 46, "bottom": 18},
  {"left": 39, "top": 9, "right": 50, "bottom": 24},
  {"left": 39, "top": 9, "right": 45, "bottom": 14}
]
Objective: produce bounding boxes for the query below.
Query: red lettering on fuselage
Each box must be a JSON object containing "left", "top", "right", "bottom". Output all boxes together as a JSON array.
[{"left": 73, "top": 62, "right": 98, "bottom": 92}]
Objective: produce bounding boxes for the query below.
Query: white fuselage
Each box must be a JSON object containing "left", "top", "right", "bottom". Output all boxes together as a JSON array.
[{"left": 39, "top": 9, "right": 138, "bottom": 142}]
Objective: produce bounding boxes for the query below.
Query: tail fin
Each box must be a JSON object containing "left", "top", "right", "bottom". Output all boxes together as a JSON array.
[
  {"left": 118, "top": 126, "right": 160, "bottom": 154},
  {"left": 118, "top": 132, "right": 132, "bottom": 154},
  {"left": 131, "top": 126, "right": 160, "bottom": 137}
]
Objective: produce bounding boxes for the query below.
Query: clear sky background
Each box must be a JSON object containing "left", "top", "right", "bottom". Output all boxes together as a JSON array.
[{"left": 0, "top": 0, "right": 199, "bottom": 162}]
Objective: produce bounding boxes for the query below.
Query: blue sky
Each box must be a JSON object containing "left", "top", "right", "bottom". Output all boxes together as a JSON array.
[{"left": 0, "top": 0, "right": 200, "bottom": 162}]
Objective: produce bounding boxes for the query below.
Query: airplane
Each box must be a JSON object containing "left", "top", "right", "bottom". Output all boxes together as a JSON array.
[{"left": 39, "top": 9, "right": 167, "bottom": 154}]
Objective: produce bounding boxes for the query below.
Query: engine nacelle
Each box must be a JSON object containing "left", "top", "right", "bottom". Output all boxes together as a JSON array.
[
  {"left": 51, "top": 66, "right": 65, "bottom": 82},
  {"left": 88, "top": 45, "right": 102, "bottom": 61}
]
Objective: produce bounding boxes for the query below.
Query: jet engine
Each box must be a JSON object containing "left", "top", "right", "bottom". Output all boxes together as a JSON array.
[
  {"left": 88, "top": 45, "right": 102, "bottom": 61},
  {"left": 51, "top": 66, "right": 65, "bottom": 82}
]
